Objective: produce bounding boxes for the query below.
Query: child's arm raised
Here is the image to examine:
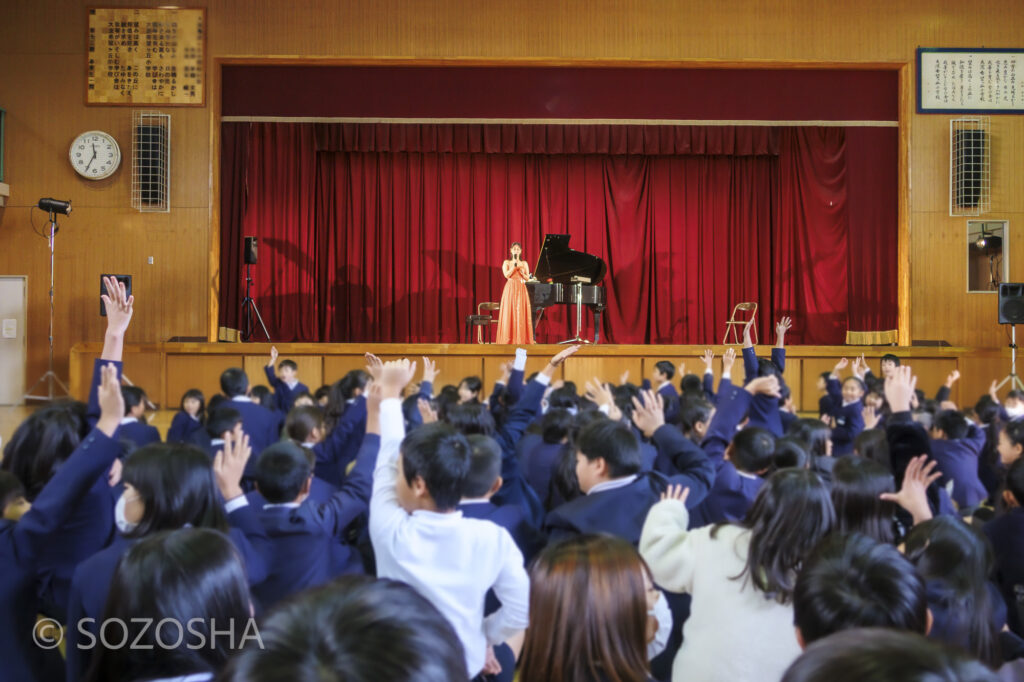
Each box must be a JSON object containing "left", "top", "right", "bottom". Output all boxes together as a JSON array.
[
  {"left": 88, "top": 276, "right": 134, "bottom": 425},
  {"left": 741, "top": 319, "right": 758, "bottom": 384},
  {"left": 639, "top": 485, "right": 698, "bottom": 594},
  {"left": 771, "top": 316, "right": 791, "bottom": 372},
  {"left": 369, "top": 361, "right": 417, "bottom": 542},
  {"left": 263, "top": 346, "right": 284, "bottom": 389}
]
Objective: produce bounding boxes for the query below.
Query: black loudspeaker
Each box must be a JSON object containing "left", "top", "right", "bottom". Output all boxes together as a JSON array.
[
  {"left": 954, "top": 129, "right": 986, "bottom": 209},
  {"left": 100, "top": 274, "right": 133, "bottom": 316},
  {"left": 244, "top": 236, "right": 258, "bottom": 265},
  {"left": 136, "top": 124, "right": 168, "bottom": 205},
  {"left": 999, "top": 283, "right": 1024, "bottom": 324}
]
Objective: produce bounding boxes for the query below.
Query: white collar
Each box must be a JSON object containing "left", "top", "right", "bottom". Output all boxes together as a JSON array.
[
  {"left": 737, "top": 470, "right": 760, "bottom": 480},
  {"left": 210, "top": 438, "right": 225, "bottom": 447},
  {"left": 285, "top": 379, "right": 299, "bottom": 390},
  {"left": 459, "top": 497, "right": 492, "bottom": 505},
  {"left": 231, "top": 396, "right": 253, "bottom": 403},
  {"left": 263, "top": 502, "right": 301, "bottom": 510},
  {"left": 119, "top": 417, "right": 138, "bottom": 425},
  {"left": 587, "top": 474, "right": 639, "bottom": 495},
  {"left": 842, "top": 399, "right": 860, "bottom": 407},
  {"left": 300, "top": 441, "right": 316, "bottom": 448}
]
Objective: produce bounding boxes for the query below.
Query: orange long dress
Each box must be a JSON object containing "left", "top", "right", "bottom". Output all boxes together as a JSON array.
[{"left": 494, "top": 261, "right": 535, "bottom": 344}]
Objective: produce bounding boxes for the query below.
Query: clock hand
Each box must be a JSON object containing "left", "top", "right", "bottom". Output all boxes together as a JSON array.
[{"left": 84, "top": 145, "right": 97, "bottom": 172}]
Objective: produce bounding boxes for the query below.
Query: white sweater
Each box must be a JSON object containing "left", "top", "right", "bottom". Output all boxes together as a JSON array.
[{"left": 639, "top": 499, "right": 802, "bottom": 682}]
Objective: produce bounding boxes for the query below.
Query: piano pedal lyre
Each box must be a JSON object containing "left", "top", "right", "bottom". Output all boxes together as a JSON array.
[{"left": 558, "top": 275, "right": 593, "bottom": 345}]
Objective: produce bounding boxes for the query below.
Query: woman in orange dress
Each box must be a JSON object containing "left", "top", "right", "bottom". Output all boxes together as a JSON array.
[{"left": 494, "top": 241, "right": 535, "bottom": 345}]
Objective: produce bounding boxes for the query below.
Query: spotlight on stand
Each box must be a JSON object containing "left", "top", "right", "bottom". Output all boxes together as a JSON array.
[{"left": 37, "top": 197, "right": 72, "bottom": 215}]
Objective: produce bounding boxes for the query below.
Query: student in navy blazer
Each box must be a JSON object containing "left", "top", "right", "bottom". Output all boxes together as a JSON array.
[
  {"left": 0, "top": 363, "right": 123, "bottom": 682},
  {"left": 188, "top": 406, "right": 243, "bottom": 461},
  {"left": 741, "top": 316, "right": 792, "bottom": 437},
  {"left": 458, "top": 435, "right": 545, "bottom": 563},
  {"left": 65, "top": 434, "right": 270, "bottom": 682},
  {"left": 220, "top": 367, "right": 282, "bottom": 456},
  {"left": 688, "top": 377, "right": 781, "bottom": 528},
  {"left": 166, "top": 389, "right": 206, "bottom": 444},
  {"left": 264, "top": 346, "right": 310, "bottom": 414},
  {"left": 825, "top": 357, "right": 866, "bottom": 456},
  {"left": 519, "top": 409, "right": 573, "bottom": 509},
  {"left": 116, "top": 385, "right": 161, "bottom": 449},
  {"left": 544, "top": 398, "right": 714, "bottom": 547},
  {"left": 248, "top": 436, "right": 378, "bottom": 609},
  {"left": 985, "top": 458, "right": 1024, "bottom": 634},
  {"left": 642, "top": 360, "right": 681, "bottom": 424},
  {"left": 930, "top": 408, "right": 988, "bottom": 508}
]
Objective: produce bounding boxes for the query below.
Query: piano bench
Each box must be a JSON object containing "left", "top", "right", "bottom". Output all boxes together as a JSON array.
[{"left": 465, "top": 314, "right": 495, "bottom": 343}]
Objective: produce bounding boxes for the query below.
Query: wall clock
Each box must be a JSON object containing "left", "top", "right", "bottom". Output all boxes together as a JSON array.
[{"left": 69, "top": 130, "right": 121, "bottom": 180}]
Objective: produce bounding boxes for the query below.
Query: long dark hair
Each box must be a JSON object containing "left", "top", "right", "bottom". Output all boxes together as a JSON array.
[
  {"left": 903, "top": 516, "right": 1001, "bottom": 667},
  {"left": 324, "top": 370, "right": 369, "bottom": 431},
  {"left": 1, "top": 401, "right": 90, "bottom": 499},
  {"left": 520, "top": 534, "right": 651, "bottom": 682},
  {"left": 83, "top": 528, "right": 253, "bottom": 682},
  {"left": 121, "top": 443, "right": 230, "bottom": 539},
  {"left": 717, "top": 468, "right": 835, "bottom": 604},
  {"left": 854, "top": 428, "right": 890, "bottom": 470},
  {"left": 830, "top": 456, "right": 896, "bottom": 544}
]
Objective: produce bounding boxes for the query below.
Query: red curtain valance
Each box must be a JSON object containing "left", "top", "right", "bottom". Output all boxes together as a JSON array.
[{"left": 311, "top": 122, "right": 780, "bottom": 156}]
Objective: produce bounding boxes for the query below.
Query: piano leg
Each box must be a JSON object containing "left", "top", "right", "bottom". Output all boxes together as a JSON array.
[{"left": 594, "top": 308, "right": 602, "bottom": 344}]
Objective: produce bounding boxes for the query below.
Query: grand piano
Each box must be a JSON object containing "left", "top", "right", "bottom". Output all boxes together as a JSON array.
[{"left": 526, "top": 234, "right": 608, "bottom": 343}]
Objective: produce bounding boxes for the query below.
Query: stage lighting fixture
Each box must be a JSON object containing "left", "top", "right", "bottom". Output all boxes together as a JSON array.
[{"left": 37, "top": 197, "right": 72, "bottom": 215}]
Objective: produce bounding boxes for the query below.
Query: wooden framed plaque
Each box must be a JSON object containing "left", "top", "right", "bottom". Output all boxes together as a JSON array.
[{"left": 87, "top": 7, "right": 206, "bottom": 106}]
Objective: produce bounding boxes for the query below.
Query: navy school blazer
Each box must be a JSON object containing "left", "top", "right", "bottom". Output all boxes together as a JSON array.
[
  {"left": 742, "top": 346, "right": 786, "bottom": 437},
  {"left": 263, "top": 364, "right": 310, "bottom": 414}
]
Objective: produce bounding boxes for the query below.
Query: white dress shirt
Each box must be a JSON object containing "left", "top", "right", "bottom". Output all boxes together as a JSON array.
[{"left": 370, "top": 398, "right": 530, "bottom": 677}]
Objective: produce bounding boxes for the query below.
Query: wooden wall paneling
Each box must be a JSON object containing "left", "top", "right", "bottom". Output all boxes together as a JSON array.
[
  {"left": 166, "top": 355, "right": 244, "bottom": 408},
  {"left": 960, "top": 352, "right": 1013, "bottom": 406},
  {"left": 245, "top": 355, "right": 324, "bottom": 394},
  {"left": 785, "top": 358, "right": 803, "bottom": 414},
  {"left": 799, "top": 358, "right": 836, "bottom": 414},
  {"left": 120, "top": 351, "right": 167, "bottom": 408},
  {"left": 322, "top": 356, "right": 370, "bottom": 386},
  {"left": 564, "top": 355, "right": 640, "bottom": 390}
]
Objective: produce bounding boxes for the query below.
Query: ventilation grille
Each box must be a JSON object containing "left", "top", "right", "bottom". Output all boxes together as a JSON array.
[
  {"left": 950, "top": 116, "right": 990, "bottom": 217},
  {"left": 132, "top": 110, "right": 170, "bottom": 213}
]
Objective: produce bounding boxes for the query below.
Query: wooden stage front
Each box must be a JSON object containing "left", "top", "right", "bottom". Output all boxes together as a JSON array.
[{"left": 67, "top": 342, "right": 1013, "bottom": 415}]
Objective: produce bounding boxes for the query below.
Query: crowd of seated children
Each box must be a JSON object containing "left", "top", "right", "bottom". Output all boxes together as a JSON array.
[{"left": 10, "top": 290, "right": 1024, "bottom": 682}]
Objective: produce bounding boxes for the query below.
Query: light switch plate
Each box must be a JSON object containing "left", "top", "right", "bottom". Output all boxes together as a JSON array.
[{"left": 1, "top": 318, "right": 16, "bottom": 338}]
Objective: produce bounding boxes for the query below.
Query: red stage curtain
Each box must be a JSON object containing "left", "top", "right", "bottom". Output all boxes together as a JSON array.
[{"left": 219, "top": 122, "right": 894, "bottom": 345}]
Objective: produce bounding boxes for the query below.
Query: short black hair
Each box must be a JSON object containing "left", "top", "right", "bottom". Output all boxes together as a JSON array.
[
  {"left": 278, "top": 359, "right": 298, "bottom": 372},
  {"left": 256, "top": 442, "right": 313, "bottom": 504},
  {"left": 842, "top": 376, "right": 866, "bottom": 394},
  {"left": 463, "top": 435, "right": 502, "bottom": 498},
  {"left": 679, "top": 374, "right": 703, "bottom": 395},
  {"left": 830, "top": 456, "right": 896, "bottom": 544},
  {"left": 794, "top": 533, "right": 927, "bottom": 645},
  {"left": 933, "top": 409, "right": 968, "bottom": 440},
  {"left": 854, "top": 429, "right": 890, "bottom": 470},
  {"left": 654, "top": 361, "right": 675, "bottom": 380},
  {"left": 250, "top": 385, "right": 274, "bottom": 409},
  {"left": 773, "top": 436, "right": 809, "bottom": 470},
  {"left": 547, "top": 386, "right": 578, "bottom": 410},
  {"left": 788, "top": 418, "right": 831, "bottom": 458},
  {"left": 400, "top": 423, "right": 472, "bottom": 512},
  {"left": 576, "top": 420, "right": 641, "bottom": 478},
  {"left": 220, "top": 368, "right": 249, "bottom": 398},
  {"left": 205, "top": 406, "right": 243, "bottom": 439},
  {"left": 731, "top": 426, "right": 776, "bottom": 474},
  {"left": 445, "top": 402, "right": 496, "bottom": 436},
  {"left": 459, "top": 376, "right": 483, "bottom": 394},
  {"left": 179, "top": 389, "right": 206, "bottom": 421},
  {"left": 217, "top": 576, "right": 469, "bottom": 682},
  {"left": 781, "top": 628, "right": 997, "bottom": 682},
  {"left": 121, "top": 385, "right": 147, "bottom": 415},
  {"left": 541, "top": 409, "right": 574, "bottom": 445},
  {"left": 285, "top": 405, "right": 324, "bottom": 443},
  {"left": 880, "top": 353, "right": 901, "bottom": 366}
]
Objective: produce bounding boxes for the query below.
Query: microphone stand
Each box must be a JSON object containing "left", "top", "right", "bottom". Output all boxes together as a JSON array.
[{"left": 25, "top": 210, "right": 70, "bottom": 401}]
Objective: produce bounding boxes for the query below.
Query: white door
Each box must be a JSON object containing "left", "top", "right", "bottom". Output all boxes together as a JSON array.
[{"left": 0, "top": 276, "right": 27, "bottom": 405}]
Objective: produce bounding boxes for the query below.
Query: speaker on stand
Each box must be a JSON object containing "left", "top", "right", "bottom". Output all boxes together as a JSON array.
[
  {"left": 996, "top": 283, "right": 1024, "bottom": 392},
  {"left": 241, "top": 236, "right": 270, "bottom": 341}
]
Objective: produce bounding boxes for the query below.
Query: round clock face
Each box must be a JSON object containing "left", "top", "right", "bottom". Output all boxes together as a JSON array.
[{"left": 69, "top": 131, "right": 121, "bottom": 180}]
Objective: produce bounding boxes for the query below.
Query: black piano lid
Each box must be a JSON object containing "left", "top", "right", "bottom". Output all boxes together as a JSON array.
[{"left": 533, "top": 234, "right": 608, "bottom": 285}]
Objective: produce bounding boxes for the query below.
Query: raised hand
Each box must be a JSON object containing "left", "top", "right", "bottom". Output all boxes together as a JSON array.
[
  {"left": 722, "top": 348, "right": 737, "bottom": 374},
  {"left": 380, "top": 359, "right": 417, "bottom": 399},
  {"left": 498, "top": 361, "right": 513, "bottom": 385},
  {"left": 364, "top": 353, "right": 384, "bottom": 381},
  {"left": 101, "top": 275, "right": 134, "bottom": 336},
  {"left": 832, "top": 357, "right": 850, "bottom": 377},
  {"left": 268, "top": 345, "right": 279, "bottom": 368},
  {"left": 884, "top": 365, "right": 918, "bottom": 414},
  {"left": 365, "top": 382, "right": 383, "bottom": 435},
  {"left": 879, "top": 455, "right": 940, "bottom": 525},
  {"left": 945, "top": 369, "right": 961, "bottom": 388},
  {"left": 742, "top": 318, "right": 755, "bottom": 348},
  {"left": 862, "top": 404, "right": 880, "bottom": 430},
  {"left": 422, "top": 356, "right": 439, "bottom": 384},
  {"left": 745, "top": 375, "right": 781, "bottom": 398},
  {"left": 213, "top": 423, "right": 251, "bottom": 502},
  {"left": 620, "top": 369, "right": 631, "bottom": 386},
  {"left": 541, "top": 345, "right": 582, "bottom": 379},
  {"left": 96, "top": 362, "right": 125, "bottom": 437},
  {"left": 990, "top": 379, "right": 1001, "bottom": 404},
  {"left": 852, "top": 354, "right": 868, "bottom": 380},
  {"left": 482, "top": 646, "right": 502, "bottom": 676},
  {"left": 417, "top": 398, "right": 439, "bottom": 424},
  {"left": 585, "top": 378, "right": 621, "bottom": 420},
  {"left": 775, "top": 316, "right": 793, "bottom": 338},
  {"left": 631, "top": 390, "right": 665, "bottom": 438},
  {"left": 661, "top": 484, "right": 690, "bottom": 505},
  {"left": 701, "top": 349, "right": 714, "bottom": 373}
]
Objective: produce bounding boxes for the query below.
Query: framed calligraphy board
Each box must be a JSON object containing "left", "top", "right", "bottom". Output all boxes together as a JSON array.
[
  {"left": 917, "top": 48, "right": 1024, "bottom": 114},
  {"left": 87, "top": 7, "right": 205, "bottom": 106}
]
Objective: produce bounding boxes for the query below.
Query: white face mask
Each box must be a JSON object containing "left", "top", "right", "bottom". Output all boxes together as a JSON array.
[
  {"left": 115, "top": 493, "right": 139, "bottom": 534},
  {"left": 1007, "top": 405, "right": 1024, "bottom": 419}
]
